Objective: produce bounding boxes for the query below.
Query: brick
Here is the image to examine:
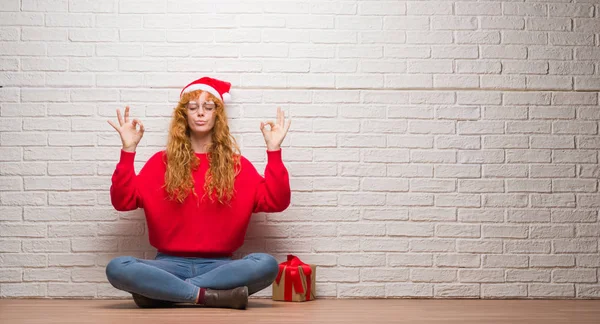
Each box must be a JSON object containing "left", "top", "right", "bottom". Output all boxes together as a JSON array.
[
  {"left": 388, "top": 253, "right": 432, "bottom": 267},
  {"left": 407, "top": 2, "right": 452, "bottom": 15},
  {"left": 361, "top": 2, "right": 405, "bottom": 15},
  {"left": 551, "top": 32, "right": 595, "bottom": 47},
  {"left": 458, "top": 121, "right": 503, "bottom": 135},
  {"left": 549, "top": 4, "right": 594, "bottom": 18},
  {"left": 436, "top": 136, "right": 480, "bottom": 149},
  {"left": 490, "top": 75, "right": 530, "bottom": 90},
  {"left": 483, "top": 165, "right": 528, "bottom": 178},
  {"left": 435, "top": 254, "right": 480, "bottom": 268},
  {"left": 410, "top": 208, "right": 455, "bottom": 221},
  {"left": 552, "top": 92, "right": 598, "bottom": 105},
  {"left": 484, "top": 135, "right": 529, "bottom": 148},
  {"left": 482, "top": 284, "right": 527, "bottom": 297},
  {"left": 405, "top": 31, "right": 450, "bottom": 45},
  {"left": 506, "top": 270, "right": 550, "bottom": 282},
  {"left": 531, "top": 194, "right": 575, "bottom": 208},
  {"left": 459, "top": 209, "right": 504, "bottom": 223},
  {"left": 504, "top": 92, "right": 551, "bottom": 105},
  {"left": 433, "top": 17, "right": 478, "bottom": 30},
  {"left": 554, "top": 239, "right": 597, "bottom": 253},
  {"left": 530, "top": 255, "right": 575, "bottom": 268},
  {"left": 435, "top": 165, "right": 480, "bottom": 178},
  {"left": 483, "top": 194, "right": 528, "bottom": 207},
  {"left": 529, "top": 284, "right": 574, "bottom": 297},
  {"left": 505, "top": 241, "right": 551, "bottom": 254},
  {"left": 457, "top": 60, "right": 501, "bottom": 74},
  {"left": 388, "top": 135, "right": 433, "bottom": 148},
  {"left": 506, "top": 149, "right": 551, "bottom": 163},
  {"left": 459, "top": 150, "right": 504, "bottom": 163},
  {"left": 527, "top": 18, "right": 571, "bottom": 31},
  {"left": 387, "top": 223, "right": 433, "bottom": 237},
  {"left": 386, "top": 283, "right": 432, "bottom": 297},
  {"left": 362, "top": 238, "right": 409, "bottom": 252},
  {"left": 483, "top": 225, "right": 528, "bottom": 239},
  {"left": 410, "top": 239, "right": 455, "bottom": 252},
  {"left": 484, "top": 106, "right": 527, "bottom": 120},
  {"left": 574, "top": 77, "right": 600, "bottom": 91},
  {"left": 384, "top": 17, "right": 428, "bottom": 31},
  {"left": 360, "top": 268, "right": 409, "bottom": 282},
  {"left": 503, "top": 3, "right": 547, "bottom": 17},
  {"left": 460, "top": 179, "right": 504, "bottom": 193},
  {"left": 503, "top": 31, "right": 547, "bottom": 45},
  {"left": 510, "top": 209, "right": 550, "bottom": 224},
  {"left": 553, "top": 180, "right": 597, "bottom": 193},
  {"left": 530, "top": 107, "right": 574, "bottom": 119},
  {"left": 436, "top": 224, "right": 480, "bottom": 238},
  {"left": 530, "top": 46, "right": 572, "bottom": 60},
  {"left": 481, "top": 17, "right": 524, "bottom": 30},
  {"left": 530, "top": 165, "right": 575, "bottom": 178},
  {"left": 457, "top": 240, "right": 503, "bottom": 253},
  {"left": 505, "top": 61, "right": 549, "bottom": 75},
  {"left": 459, "top": 269, "right": 504, "bottom": 283},
  {"left": 456, "top": 2, "right": 501, "bottom": 16},
  {"left": 457, "top": 30, "right": 502, "bottom": 45},
  {"left": 411, "top": 269, "right": 456, "bottom": 282},
  {"left": 483, "top": 255, "right": 528, "bottom": 268},
  {"left": 434, "top": 75, "right": 479, "bottom": 88},
  {"left": 528, "top": 76, "right": 574, "bottom": 90},
  {"left": 551, "top": 210, "right": 597, "bottom": 223},
  {"left": 434, "top": 284, "right": 479, "bottom": 297},
  {"left": 1, "top": 283, "right": 46, "bottom": 297}
]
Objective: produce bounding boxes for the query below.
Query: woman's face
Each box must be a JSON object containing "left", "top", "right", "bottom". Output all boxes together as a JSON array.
[{"left": 186, "top": 91, "right": 217, "bottom": 135}]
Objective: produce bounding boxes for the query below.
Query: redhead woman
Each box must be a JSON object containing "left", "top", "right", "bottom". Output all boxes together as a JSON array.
[{"left": 104, "top": 77, "right": 292, "bottom": 309}]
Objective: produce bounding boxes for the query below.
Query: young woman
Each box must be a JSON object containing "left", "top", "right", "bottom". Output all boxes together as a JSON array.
[{"left": 104, "top": 77, "right": 292, "bottom": 309}]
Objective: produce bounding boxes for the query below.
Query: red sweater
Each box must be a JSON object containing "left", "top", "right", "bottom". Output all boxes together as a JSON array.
[{"left": 110, "top": 148, "right": 291, "bottom": 258}]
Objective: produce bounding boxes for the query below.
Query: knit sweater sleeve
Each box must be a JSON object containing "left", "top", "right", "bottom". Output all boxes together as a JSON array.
[
  {"left": 250, "top": 149, "right": 291, "bottom": 213},
  {"left": 110, "top": 149, "right": 151, "bottom": 211}
]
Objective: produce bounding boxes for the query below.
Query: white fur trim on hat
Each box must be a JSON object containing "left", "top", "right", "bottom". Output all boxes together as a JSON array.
[
  {"left": 222, "top": 92, "right": 231, "bottom": 103},
  {"left": 181, "top": 84, "right": 223, "bottom": 102}
]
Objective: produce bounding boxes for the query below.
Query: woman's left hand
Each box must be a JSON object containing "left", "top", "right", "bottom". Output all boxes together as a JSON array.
[{"left": 260, "top": 107, "right": 291, "bottom": 151}]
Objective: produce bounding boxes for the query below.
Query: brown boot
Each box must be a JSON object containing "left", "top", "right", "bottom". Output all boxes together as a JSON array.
[{"left": 202, "top": 286, "right": 248, "bottom": 310}]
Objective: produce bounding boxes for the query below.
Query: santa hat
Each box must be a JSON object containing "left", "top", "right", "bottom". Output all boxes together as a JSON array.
[{"left": 180, "top": 77, "right": 232, "bottom": 103}]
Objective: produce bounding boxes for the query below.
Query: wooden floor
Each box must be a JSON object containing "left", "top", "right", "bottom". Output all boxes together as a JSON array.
[{"left": 1, "top": 298, "right": 599, "bottom": 324}]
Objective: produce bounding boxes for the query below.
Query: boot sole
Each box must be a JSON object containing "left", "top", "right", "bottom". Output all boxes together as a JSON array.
[{"left": 131, "top": 292, "right": 174, "bottom": 308}]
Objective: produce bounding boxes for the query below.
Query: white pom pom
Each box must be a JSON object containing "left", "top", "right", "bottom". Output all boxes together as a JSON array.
[{"left": 222, "top": 92, "right": 231, "bottom": 103}]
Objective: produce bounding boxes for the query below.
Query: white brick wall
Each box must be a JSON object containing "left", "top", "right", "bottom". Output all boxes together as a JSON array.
[{"left": 0, "top": 0, "right": 599, "bottom": 300}]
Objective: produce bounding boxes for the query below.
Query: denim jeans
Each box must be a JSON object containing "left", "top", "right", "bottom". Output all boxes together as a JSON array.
[{"left": 105, "top": 252, "right": 280, "bottom": 304}]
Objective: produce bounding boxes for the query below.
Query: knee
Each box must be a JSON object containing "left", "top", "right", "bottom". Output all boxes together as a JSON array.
[
  {"left": 105, "top": 256, "right": 137, "bottom": 285},
  {"left": 248, "top": 253, "right": 279, "bottom": 281}
]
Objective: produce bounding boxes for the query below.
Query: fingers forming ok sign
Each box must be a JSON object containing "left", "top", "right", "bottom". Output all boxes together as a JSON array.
[
  {"left": 260, "top": 107, "right": 291, "bottom": 151},
  {"left": 107, "top": 106, "right": 145, "bottom": 152}
]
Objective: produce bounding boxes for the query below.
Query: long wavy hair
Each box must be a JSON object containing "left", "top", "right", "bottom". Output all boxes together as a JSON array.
[{"left": 163, "top": 90, "right": 241, "bottom": 206}]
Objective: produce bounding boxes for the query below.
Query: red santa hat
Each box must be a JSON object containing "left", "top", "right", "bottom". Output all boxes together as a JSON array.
[{"left": 180, "top": 77, "right": 232, "bottom": 103}]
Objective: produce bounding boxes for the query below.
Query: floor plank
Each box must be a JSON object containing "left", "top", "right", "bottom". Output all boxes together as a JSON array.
[{"left": 1, "top": 298, "right": 599, "bottom": 324}]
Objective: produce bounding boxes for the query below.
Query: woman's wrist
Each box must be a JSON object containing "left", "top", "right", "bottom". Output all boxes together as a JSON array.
[{"left": 122, "top": 145, "right": 137, "bottom": 153}]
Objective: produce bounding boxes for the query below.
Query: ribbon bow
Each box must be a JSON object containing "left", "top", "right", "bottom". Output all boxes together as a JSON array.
[{"left": 274, "top": 254, "right": 313, "bottom": 301}]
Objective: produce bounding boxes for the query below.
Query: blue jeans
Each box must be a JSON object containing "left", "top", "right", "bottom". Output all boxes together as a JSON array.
[{"left": 105, "top": 252, "right": 279, "bottom": 304}]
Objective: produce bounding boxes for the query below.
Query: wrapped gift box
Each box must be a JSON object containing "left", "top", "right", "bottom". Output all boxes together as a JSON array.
[{"left": 272, "top": 254, "right": 316, "bottom": 302}]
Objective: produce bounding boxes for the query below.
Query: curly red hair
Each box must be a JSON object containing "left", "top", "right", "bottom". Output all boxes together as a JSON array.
[{"left": 163, "top": 90, "right": 241, "bottom": 206}]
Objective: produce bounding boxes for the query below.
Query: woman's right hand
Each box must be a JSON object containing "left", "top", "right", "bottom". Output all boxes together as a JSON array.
[{"left": 107, "top": 106, "right": 145, "bottom": 152}]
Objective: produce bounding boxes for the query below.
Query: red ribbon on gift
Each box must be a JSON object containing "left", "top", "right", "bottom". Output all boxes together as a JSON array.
[{"left": 274, "top": 254, "right": 313, "bottom": 301}]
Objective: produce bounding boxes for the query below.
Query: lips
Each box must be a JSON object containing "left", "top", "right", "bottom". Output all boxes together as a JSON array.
[{"left": 195, "top": 121, "right": 207, "bottom": 125}]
